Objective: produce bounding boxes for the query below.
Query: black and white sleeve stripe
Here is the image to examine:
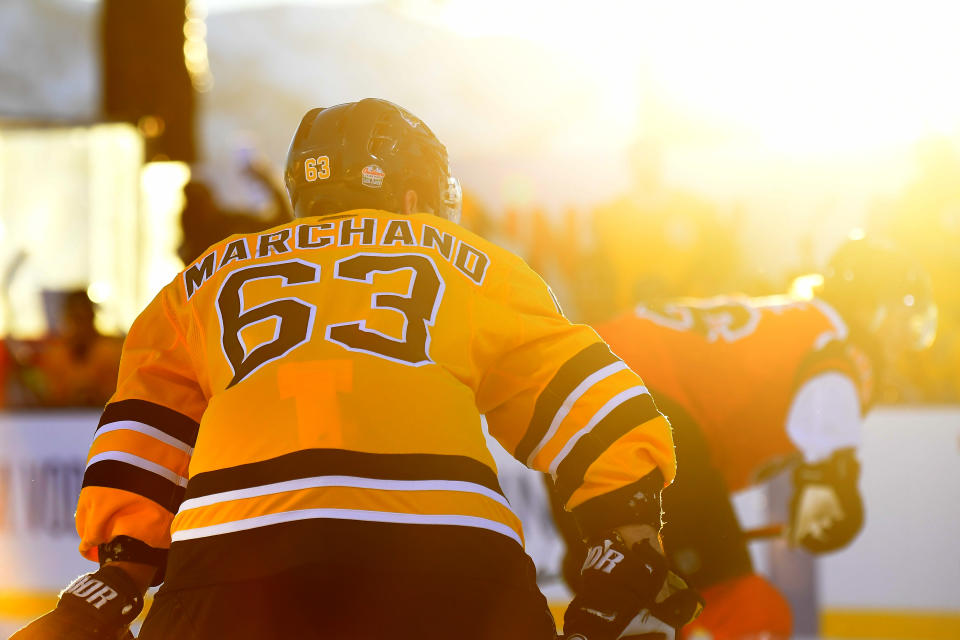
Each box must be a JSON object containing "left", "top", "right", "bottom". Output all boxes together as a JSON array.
[
  {"left": 82, "top": 399, "right": 200, "bottom": 513},
  {"left": 551, "top": 389, "right": 663, "bottom": 505},
  {"left": 514, "top": 342, "right": 628, "bottom": 465}
]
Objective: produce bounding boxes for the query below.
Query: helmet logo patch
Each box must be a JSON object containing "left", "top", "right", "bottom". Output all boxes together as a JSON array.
[{"left": 361, "top": 164, "right": 386, "bottom": 189}]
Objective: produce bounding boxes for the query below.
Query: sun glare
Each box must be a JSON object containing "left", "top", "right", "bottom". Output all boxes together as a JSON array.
[
  {"left": 427, "top": 0, "right": 960, "bottom": 155},
  {"left": 641, "top": 1, "right": 960, "bottom": 153}
]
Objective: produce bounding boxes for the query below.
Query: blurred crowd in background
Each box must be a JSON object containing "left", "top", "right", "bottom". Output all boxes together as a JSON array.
[
  {"left": 1, "top": 0, "right": 958, "bottom": 411},
  {"left": 1, "top": 131, "right": 957, "bottom": 410},
  {"left": 463, "top": 137, "right": 960, "bottom": 405}
]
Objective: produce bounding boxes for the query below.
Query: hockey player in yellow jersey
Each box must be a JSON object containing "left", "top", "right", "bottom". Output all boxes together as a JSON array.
[{"left": 13, "top": 98, "right": 700, "bottom": 640}]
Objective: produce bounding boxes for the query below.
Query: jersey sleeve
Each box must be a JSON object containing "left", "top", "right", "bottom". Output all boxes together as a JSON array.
[
  {"left": 472, "top": 258, "right": 676, "bottom": 511},
  {"left": 75, "top": 284, "right": 207, "bottom": 561},
  {"left": 786, "top": 372, "right": 862, "bottom": 464}
]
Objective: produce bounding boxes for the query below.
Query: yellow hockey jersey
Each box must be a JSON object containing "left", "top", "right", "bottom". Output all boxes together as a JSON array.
[{"left": 76, "top": 210, "right": 675, "bottom": 587}]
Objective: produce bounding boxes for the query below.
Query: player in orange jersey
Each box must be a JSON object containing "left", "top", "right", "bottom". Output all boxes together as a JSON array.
[
  {"left": 14, "top": 99, "right": 700, "bottom": 640},
  {"left": 552, "top": 237, "right": 936, "bottom": 640}
]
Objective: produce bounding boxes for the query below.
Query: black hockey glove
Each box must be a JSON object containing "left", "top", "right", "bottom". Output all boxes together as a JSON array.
[
  {"left": 10, "top": 565, "right": 143, "bottom": 640},
  {"left": 790, "top": 448, "right": 864, "bottom": 553},
  {"left": 562, "top": 532, "right": 702, "bottom": 640}
]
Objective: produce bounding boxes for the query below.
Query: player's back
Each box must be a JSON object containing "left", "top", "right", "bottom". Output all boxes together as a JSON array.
[
  {"left": 60, "top": 97, "right": 681, "bottom": 640},
  {"left": 88, "top": 209, "right": 532, "bottom": 589},
  {"left": 178, "top": 210, "right": 498, "bottom": 483},
  {"left": 79, "top": 204, "right": 675, "bottom": 608},
  {"left": 596, "top": 295, "right": 853, "bottom": 490}
]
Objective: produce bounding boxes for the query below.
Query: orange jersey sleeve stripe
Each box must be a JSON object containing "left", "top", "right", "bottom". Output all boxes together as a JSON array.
[{"left": 87, "top": 431, "right": 191, "bottom": 478}]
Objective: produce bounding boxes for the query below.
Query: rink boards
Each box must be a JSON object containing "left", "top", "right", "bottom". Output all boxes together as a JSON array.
[{"left": 0, "top": 408, "right": 957, "bottom": 638}]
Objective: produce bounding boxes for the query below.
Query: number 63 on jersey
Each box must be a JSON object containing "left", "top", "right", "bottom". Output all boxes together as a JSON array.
[{"left": 216, "top": 254, "right": 443, "bottom": 388}]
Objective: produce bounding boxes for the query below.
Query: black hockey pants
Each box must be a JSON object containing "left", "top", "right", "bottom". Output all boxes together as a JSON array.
[{"left": 138, "top": 562, "right": 558, "bottom": 640}]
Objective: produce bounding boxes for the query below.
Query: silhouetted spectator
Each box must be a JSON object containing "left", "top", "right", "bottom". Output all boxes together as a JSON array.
[
  {"left": 178, "top": 158, "right": 293, "bottom": 265},
  {"left": 8, "top": 290, "right": 123, "bottom": 408}
]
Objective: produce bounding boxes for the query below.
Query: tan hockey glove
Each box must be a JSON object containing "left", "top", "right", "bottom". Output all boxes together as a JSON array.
[{"left": 790, "top": 448, "right": 864, "bottom": 553}]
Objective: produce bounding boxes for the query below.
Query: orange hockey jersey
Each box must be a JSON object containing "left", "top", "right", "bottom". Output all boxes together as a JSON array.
[
  {"left": 76, "top": 210, "right": 675, "bottom": 587},
  {"left": 596, "top": 296, "right": 875, "bottom": 492}
]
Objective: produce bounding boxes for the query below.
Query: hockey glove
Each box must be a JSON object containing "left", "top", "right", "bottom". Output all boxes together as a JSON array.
[
  {"left": 10, "top": 565, "right": 143, "bottom": 640},
  {"left": 790, "top": 448, "right": 864, "bottom": 553},
  {"left": 562, "top": 532, "right": 702, "bottom": 640}
]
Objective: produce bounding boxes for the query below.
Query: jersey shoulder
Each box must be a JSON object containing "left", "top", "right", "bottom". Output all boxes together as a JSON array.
[
  {"left": 415, "top": 213, "right": 552, "bottom": 292},
  {"left": 411, "top": 213, "right": 529, "bottom": 270},
  {"left": 793, "top": 337, "right": 876, "bottom": 414},
  {"left": 789, "top": 298, "right": 877, "bottom": 411}
]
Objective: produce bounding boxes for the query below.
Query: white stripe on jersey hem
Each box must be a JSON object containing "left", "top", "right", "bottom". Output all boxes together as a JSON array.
[
  {"left": 86, "top": 451, "right": 188, "bottom": 488},
  {"left": 170, "top": 508, "right": 523, "bottom": 546},
  {"left": 177, "top": 477, "right": 512, "bottom": 513},
  {"left": 548, "top": 385, "right": 650, "bottom": 477},
  {"left": 525, "top": 361, "right": 630, "bottom": 466},
  {"left": 94, "top": 420, "right": 194, "bottom": 455}
]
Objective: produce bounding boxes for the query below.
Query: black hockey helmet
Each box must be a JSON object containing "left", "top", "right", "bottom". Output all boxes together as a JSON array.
[
  {"left": 818, "top": 236, "right": 937, "bottom": 351},
  {"left": 284, "top": 98, "right": 461, "bottom": 221}
]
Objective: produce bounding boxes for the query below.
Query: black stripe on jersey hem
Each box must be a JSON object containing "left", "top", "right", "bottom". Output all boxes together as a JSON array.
[
  {"left": 184, "top": 448, "right": 504, "bottom": 501},
  {"left": 98, "top": 399, "right": 200, "bottom": 447},
  {"left": 514, "top": 342, "right": 621, "bottom": 463},
  {"left": 83, "top": 460, "right": 186, "bottom": 514},
  {"left": 164, "top": 518, "right": 538, "bottom": 593},
  {"left": 554, "top": 393, "right": 663, "bottom": 505}
]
